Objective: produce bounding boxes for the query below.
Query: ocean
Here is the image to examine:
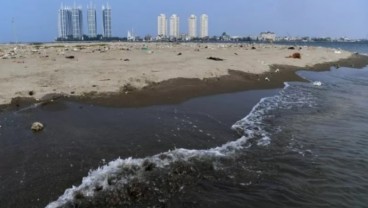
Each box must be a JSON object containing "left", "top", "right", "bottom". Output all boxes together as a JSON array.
[{"left": 1, "top": 42, "right": 368, "bottom": 208}]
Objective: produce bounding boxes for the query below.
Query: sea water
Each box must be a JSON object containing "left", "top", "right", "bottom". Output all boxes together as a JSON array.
[{"left": 44, "top": 66, "right": 368, "bottom": 208}]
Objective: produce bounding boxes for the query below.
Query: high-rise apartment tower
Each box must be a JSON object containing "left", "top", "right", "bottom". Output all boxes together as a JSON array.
[
  {"left": 87, "top": 4, "right": 97, "bottom": 38},
  {"left": 200, "top": 14, "right": 209, "bottom": 38},
  {"left": 169, "top": 14, "right": 180, "bottom": 38},
  {"left": 71, "top": 6, "right": 83, "bottom": 39},
  {"left": 188, "top": 14, "right": 197, "bottom": 38},
  {"left": 157, "top": 14, "right": 167, "bottom": 37},
  {"left": 102, "top": 4, "right": 112, "bottom": 38},
  {"left": 58, "top": 6, "right": 72, "bottom": 39}
]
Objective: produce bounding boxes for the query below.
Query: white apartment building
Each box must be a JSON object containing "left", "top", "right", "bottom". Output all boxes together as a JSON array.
[
  {"left": 102, "top": 4, "right": 112, "bottom": 38},
  {"left": 260, "top": 32, "right": 276, "bottom": 42},
  {"left": 169, "top": 14, "right": 180, "bottom": 38},
  {"left": 157, "top": 14, "right": 167, "bottom": 37},
  {"left": 188, "top": 14, "right": 197, "bottom": 38},
  {"left": 200, "top": 14, "right": 209, "bottom": 38},
  {"left": 87, "top": 4, "right": 97, "bottom": 38}
]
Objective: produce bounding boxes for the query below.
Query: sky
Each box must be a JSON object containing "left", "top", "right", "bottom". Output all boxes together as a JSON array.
[{"left": 0, "top": 0, "right": 368, "bottom": 42}]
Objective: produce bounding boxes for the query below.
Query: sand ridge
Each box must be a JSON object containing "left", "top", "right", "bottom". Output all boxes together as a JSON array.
[{"left": 0, "top": 42, "right": 351, "bottom": 105}]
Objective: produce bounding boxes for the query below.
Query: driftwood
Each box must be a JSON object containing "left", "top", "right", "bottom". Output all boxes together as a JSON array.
[{"left": 207, "top": 57, "right": 224, "bottom": 61}]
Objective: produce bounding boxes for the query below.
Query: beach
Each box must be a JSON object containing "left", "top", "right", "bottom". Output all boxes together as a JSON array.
[
  {"left": 1, "top": 42, "right": 368, "bottom": 208},
  {"left": 0, "top": 42, "right": 365, "bottom": 108}
]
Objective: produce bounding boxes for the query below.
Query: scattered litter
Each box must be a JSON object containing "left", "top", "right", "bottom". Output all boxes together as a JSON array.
[
  {"left": 287, "top": 52, "right": 301, "bottom": 59},
  {"left": 177, "top": 52, "right": 182, "bottom": 56},
  {"left": 65, "top": 55, "right": 75, "bottom": 59},
  {"left": 31, "top": 122, "right": 44, "bottom": 132},
  {"left": 288, "top": 47, "right": 295, "bottom": 50},
  {"left": 28, "top": 91, "right": 34, "bottom": 96},
  {"left": 313, "top": 81, "right": 322, "bottom": 86},
  {"left": 251, "top": 46, "right": 256, "bottom": 50},
  {"left": 275, "top": 68, "right": 280, "bottom": 73},
  {"left": 334, "top": 50, "right": 342, "bottom": 54},
  {"left": 265, "top": 77, "right": 270, "bottom": 81},
  {"left": 207, "top": 57, "right": 224, "bottom": 61},
  {"left": 124, "top": 59, "right": 130, "bottom": 61},
  {"left": 234, "top": 53, "right": 238, "bottom": 55}
]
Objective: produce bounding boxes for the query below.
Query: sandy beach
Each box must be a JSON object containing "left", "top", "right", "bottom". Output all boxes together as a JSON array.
[{"left": 0, "top": 42, "right": 363, "bottom": 107}]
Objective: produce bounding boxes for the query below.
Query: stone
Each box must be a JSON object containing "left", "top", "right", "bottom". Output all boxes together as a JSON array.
[{"left": 31, "top": 122, "right": 44, "bottom": 132}]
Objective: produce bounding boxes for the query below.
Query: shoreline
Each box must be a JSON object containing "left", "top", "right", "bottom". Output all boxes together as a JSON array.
[
  {"left": 58, "top": 53, "right": 368, "bottom": 107},
  {"left": 1, "top": 43, "right": 368, "bottom": 109}
]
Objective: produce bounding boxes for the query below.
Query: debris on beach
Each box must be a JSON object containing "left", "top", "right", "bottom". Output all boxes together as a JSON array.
[
  {"left": 124, "top": 59, "right": 130, "bottom": 61},
  {"left": 234, "top": 53, "right": 238, "bottom": 55},
  {"left": 313, "top": 81, "right": 322, "bottom": 86},
  {"left": 265, "top": 77, "right": 270, "bottom": 81},
  {"left": 251, "top": 46, "right": 256, "bottom": 50},
  {"left": 287, "top": 52, "right": 301, "bottom": 59},
  {"left": 28, "top": 91, "right": 34, "bottom": 96},
  {"left": 31, "top": 122, "right": 44, "bottom": 132},
  {"left": 288, "top": 47, "right": 295, "bottom": 50},
  {"left": 65, "top": 55, "right": 75, "bottom": 59},
  {"left": 275, "top": 68, "right": 280, "bottom": 73},
  {"left": 121, "top": 83, "right": 137, "bottom": 94},
  {"left": 177, "top": 52, "right": 182, "bottom": 56},
  {"left": 207, "top": 57, "right": 224, "bottom": 61}
]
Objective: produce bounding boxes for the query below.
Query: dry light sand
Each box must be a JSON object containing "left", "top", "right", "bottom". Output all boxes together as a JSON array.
[{"left": 0, "top": 42, "right": 351, "bottom": 106}]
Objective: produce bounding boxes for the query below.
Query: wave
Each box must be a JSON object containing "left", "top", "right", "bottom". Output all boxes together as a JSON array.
[{"left": 46, "top": 82, "right": 316, "bottom": 208}]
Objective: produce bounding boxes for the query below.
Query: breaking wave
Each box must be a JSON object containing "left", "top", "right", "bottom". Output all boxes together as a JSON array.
[{"left": 46, "top": 82, "right": 318, "bottom": 208}]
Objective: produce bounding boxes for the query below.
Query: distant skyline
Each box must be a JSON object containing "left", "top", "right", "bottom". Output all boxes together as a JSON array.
[{"left": 1, "top": 0, "right": 368, "bottom": 42}]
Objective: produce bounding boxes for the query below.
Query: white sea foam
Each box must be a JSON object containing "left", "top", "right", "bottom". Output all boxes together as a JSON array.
[{"left": 46, "top": 82, "right": 313, "bottom": 208}]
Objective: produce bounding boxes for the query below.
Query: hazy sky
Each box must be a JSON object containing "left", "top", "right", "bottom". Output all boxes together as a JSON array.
[{"left": 0, "top": 0, "right": 368, "bottom": 42}]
